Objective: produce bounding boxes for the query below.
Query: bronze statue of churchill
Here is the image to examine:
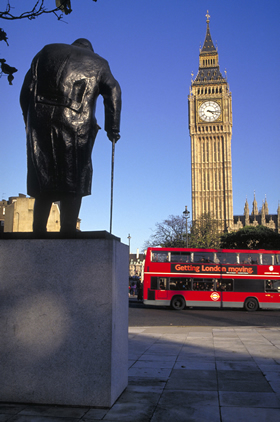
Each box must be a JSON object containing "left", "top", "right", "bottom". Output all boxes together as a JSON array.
[{"left": 20, "top": 38, "right": 121, "bottom": 233}]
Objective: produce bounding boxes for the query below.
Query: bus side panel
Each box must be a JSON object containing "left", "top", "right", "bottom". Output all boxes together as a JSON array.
[
  {"left": 222, "top": 292, "right": 280, "bottom": 309},
  {"left": 143, "top": 299, "right": 170, "bottom": 307},
  {"left": 222, "top": 292, "right": 246, "bottom": 308},
  {"left": 184, "top": 291, "right": 221, "bottom": 308},
  {"left": 259, "top": 293, "right": 280, "bottom": 309}
]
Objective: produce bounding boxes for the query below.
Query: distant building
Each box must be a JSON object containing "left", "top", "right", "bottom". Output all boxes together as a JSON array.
[
  {"left": 129, "top": 250, "right": 145, "bottom": 280},
  {"left": 0, "top": 199, "right": 8, "bottom": 233},
  {"left": 233, "top": 195, "right": 280, "bottom": 234},
  {"left": 2, "top": 193, "right": 80, "bottom": 232}
]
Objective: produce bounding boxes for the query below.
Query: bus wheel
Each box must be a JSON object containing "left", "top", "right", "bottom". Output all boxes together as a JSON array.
[
  {"left": 244, "top": 297, "right": 259, "bottom": 312},
  {"left": 171, "top": 296, "right": 185, "bottom": 311}
]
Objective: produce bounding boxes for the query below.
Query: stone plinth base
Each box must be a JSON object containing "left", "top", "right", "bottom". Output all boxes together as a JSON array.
[{"left": 0, "top": 233, "right": 128, "bottom": 407}]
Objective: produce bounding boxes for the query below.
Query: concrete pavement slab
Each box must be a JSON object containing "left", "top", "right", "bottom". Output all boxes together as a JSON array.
[
  {"left": 131, "top": 360, "right": 175, "bottom": 368},
  {"left": 150, "top": 403, "right": 220, "bottom": 422},
  {"left": 269, "top": 381, "right": 280, "bottom": 393},
  {"left": 5, "top": 417, "right": 82, "bottom": 422},
  {"left": 174, "top": 361, "right": 216, "bottom": 370},
  {"left": 0, "top": 405, "right": 26, "bottom": 415},
  {"left": 219, "top": 391, "right": 280, "bottom": 407},
  {"left": 1, "top": 326, "right": 280, "bottom": 422},
  {"left": 217, "top": 370, "right": 273, "bottom": 392},
  {"left": 166, "top": 369, "right": 218, "bottom": 390},
  {"left": 19, "top": 405, "right": 87, "bottom": 418},
  {"left": 0, "top": 416, "right": 11, "bottom": 422},
  {"left": 128, "top": 366, "right": 172, "bottom": 379},
  {"left": 216, "top": 361, "right": 259, "bottom": 371},
  {"left": 103, "top": 390, "right": 161, "bottom": 421},
  {"left": 138, "top": 354, "right": 177, "bottom": 362},
  {"left": 221, "top": 406, "right": 280, "bottom": 422}
]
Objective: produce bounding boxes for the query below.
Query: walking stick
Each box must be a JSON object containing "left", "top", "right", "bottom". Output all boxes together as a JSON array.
[{"left": 110, "top": 139, "right": 115, "bottom": 234}]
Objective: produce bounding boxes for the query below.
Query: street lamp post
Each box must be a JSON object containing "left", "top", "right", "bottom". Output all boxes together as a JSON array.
[
  {"left": 183, "top": 206, "right": 190, "bottom": 247},
  {"left": 127, "top": 233, "right": 131, "bottom": 254}
]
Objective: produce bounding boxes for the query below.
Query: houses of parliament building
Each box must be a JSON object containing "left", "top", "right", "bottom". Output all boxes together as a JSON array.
[{"left": 188, "top": 12, "right": 280, "bottom": 235}]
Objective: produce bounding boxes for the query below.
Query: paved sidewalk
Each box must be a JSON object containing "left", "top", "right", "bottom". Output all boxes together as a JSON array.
[{"left": 1, "top": 326, "right": 280, "bottom": 421}]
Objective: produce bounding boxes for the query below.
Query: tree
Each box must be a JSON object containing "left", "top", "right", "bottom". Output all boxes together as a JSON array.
[
  {"left": 220, "top": 225, "right": 280, "bottom": 250},
  {"left": 189, "top": 212, "right": 221, "bottom": 248},
  {"left": 143, "top": 215, "right": 187, "bottom": 250},
  {"left": 0, "top": 1, "right": 97, "bottom": 84}
]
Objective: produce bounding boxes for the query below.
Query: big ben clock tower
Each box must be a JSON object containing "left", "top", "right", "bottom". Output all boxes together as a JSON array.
[{"left": 188, "top": 11, "right": 233, "bottom": 231}]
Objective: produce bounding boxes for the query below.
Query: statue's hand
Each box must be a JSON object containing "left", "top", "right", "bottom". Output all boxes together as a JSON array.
[{"left": 107, "top": 132, "right": 120, "bottom": 143}]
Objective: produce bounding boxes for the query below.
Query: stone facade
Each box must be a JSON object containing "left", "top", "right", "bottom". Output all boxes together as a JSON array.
[
  {"left": 129, "top": 251, "right": 145, "bottom": 280},
  {"left": 188, "top": 13, "right": 233, "bottom": 232},
  {"left": 2, "top": 194, "right": 80, "bottom": 232}
]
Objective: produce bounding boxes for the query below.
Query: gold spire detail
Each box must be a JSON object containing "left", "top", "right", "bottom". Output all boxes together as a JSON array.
[{"left": 206, "top": 10, "right": 210, "bottom": 23}]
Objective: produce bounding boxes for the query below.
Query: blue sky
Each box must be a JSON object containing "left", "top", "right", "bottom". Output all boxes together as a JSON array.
[{"left": 0, "top": 0, "right": 279, "bottom": 253}]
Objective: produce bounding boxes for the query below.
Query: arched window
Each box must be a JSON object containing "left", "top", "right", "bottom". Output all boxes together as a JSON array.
[
  {"left": 204, "top": 173, "right": 207, "bottom": 191},
  {"left": 214, "top": 141, "right": 216, "bottom": 161},
  {"left": 202, "top": 140, "right": 205, "bottom": 162}
]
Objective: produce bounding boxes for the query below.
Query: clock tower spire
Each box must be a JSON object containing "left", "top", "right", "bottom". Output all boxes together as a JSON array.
[{"left": 188, "top": 12, "right": 233, "bottom": 232}]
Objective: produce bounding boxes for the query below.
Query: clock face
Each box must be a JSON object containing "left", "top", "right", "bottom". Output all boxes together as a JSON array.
[{"left": 199, "top": 101, "right": 221, "bottom": 122}]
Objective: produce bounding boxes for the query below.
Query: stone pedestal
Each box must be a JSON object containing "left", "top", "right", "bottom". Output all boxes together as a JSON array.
[{"left": 0, "top": 232, "right": 128, "bottom": 407}]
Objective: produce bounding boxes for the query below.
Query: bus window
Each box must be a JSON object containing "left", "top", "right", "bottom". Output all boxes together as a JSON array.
[
  {"left": 193, "top": 279, "right": 214, "bottom": 291},
  {"left": 171, "top": 252, "right": 191, "bottom": 262},
  {"left": 216, "top": 252, "right": 237, "bottom": 264},
  {"left": 265, "top": 280, "right": 280, "bottom": 292},
  {"left": 169, "top": 278, "right": 191, "bottom": 290},
  {"left": 150, "top": 277, "right": 168, "bottom": 290},
  {"left": 151, "top": 251, "right": 169, "bottom": 262},
  {"left": 151, "top": 277, "right": 158, "bottom": 290},
  {"left": 239, "top": 253, "right": 258, "bottom": 265},
  {"left": 272, "top": 255, "right": 280, "bottom": 265},
  {"left": 234, "top": 279, "right": 264, "bottom": 292},
  {"left": 159, "top": 278, "right": 167, "bottom": 290},
  {"left": 216, "top": 280, "right": 233, "bottom": 291},
  {"left": 262, "top": 254, "right": 272, "bottom": 265},
  {"left": 193, "top": 252, "right": 214, "bottom": 263}
]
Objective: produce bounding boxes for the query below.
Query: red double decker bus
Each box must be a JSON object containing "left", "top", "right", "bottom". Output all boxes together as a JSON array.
[{"left": 143, "top": 247, "right": 280, "bottom": 311}]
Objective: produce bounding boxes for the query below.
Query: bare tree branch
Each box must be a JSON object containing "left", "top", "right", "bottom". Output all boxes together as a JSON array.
[{"left": 0, "top": 1, "right": 98, "bottom": 84}]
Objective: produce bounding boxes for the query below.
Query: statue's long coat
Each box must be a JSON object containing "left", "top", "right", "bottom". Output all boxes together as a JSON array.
[{"left": 20, "top": 42, "right": 121, "bottom": 199}]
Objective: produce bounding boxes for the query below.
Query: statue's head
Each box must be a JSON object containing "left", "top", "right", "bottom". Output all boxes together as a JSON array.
[{"left": 72, "top": 38, "right": 94, "bottom": 52}]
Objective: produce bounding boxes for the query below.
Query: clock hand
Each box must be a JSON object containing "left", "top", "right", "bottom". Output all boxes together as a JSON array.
[{"left": 206, "top": 109, "right": 215, "bottom": 114}]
